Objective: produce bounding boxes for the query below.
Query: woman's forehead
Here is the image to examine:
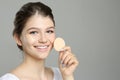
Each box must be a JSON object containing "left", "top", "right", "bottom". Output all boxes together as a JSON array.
[{"left": 24, "top": 14, "right": 54, "bottom": 30}]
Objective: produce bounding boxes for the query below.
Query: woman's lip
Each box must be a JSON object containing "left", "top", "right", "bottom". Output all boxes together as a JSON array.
[
  {"left": 34, "top": 45, "right": 49, "bottom": 49},
  {"left": 34, "top": 45, "right": 50, "bottom": 52}
]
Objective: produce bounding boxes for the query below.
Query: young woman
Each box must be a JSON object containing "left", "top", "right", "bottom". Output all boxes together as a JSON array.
[{"left": 0, "top": 2, "right": 79, "bottom": 80}]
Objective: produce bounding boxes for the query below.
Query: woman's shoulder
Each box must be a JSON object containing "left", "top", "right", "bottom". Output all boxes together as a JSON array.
[
  {"left": 51, "top": 67, "right": 63, "bottom": 80},
  {"left": 0, "top": 73, "right": 19, "bottom": 80},
  {"left": 0, "top": 67, "right": 62, "bottom": 80}
]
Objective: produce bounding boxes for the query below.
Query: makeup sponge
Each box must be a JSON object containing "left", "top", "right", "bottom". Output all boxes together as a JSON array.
[{"left": 54, "top": 37, "right": 65, "bottom": 51}]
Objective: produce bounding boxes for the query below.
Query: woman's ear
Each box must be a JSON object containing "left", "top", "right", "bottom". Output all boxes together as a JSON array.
[{"left": 13, "top": 34, "right": 22, "bottom": 46}]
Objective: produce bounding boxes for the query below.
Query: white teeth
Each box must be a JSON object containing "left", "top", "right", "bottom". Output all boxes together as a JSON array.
[{"left": 36, "top": 46, "right": 47, "bottom": 49}]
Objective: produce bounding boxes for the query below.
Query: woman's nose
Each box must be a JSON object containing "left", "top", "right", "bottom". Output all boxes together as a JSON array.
[{"left": 38, "top": 33, "right": 47, "bottom": 43}]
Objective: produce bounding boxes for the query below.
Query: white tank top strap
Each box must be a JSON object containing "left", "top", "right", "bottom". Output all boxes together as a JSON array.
[{"left": 51, "top": 67, "right": 63, "bottom": 80}]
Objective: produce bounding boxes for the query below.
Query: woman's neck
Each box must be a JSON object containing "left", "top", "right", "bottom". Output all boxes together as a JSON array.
[
  {"left": 23, "top": 54, "right": 45, "bottom": 69},
  {"left": 11, "top": 54, "right": 49, "bottom": 80}
]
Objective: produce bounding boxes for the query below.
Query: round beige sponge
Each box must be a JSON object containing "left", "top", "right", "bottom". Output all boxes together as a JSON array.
[{"left": 54, "top": 37, "right": 65, "bottom": 51}]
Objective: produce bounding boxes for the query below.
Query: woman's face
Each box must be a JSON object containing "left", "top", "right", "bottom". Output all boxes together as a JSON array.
[{"left": 17, "top": 14, "right": 55, "bottom": 59}]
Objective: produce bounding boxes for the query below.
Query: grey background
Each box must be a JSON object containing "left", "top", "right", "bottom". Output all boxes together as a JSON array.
[{"left": 0, "top": 0, "right": 120, "bottom": 80}]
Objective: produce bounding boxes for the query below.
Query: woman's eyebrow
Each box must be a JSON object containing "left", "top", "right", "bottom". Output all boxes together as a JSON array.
[
  {"left": 47, "top": 26, "right": 55, "bottom": 29},
  {"left": 27, "top": 27, "right": 39, "bottom": 31},
  {"left": 26, "top": 26, "right": 55, "bottom": 31}
]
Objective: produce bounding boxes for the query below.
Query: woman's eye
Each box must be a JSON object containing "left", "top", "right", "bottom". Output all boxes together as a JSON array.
[
  {"left": 29, "top": 31, "right": 38, "bottom": 34},
  {"left": 46, "top": 30, "right": 54, "bottom": 34}
]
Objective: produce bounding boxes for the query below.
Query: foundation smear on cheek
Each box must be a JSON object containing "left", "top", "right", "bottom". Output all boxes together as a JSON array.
[{"left": 54, "top": 37, "right": 65, "bottom": 51}]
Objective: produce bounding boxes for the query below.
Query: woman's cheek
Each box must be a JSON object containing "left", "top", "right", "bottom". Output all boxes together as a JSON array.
[
  {"left": 52, "top": 35, "right": 56, "bottom": 44},
  {"left": 48, "top": 34, "right": 55, "bottom": 43},
  {"left": 23, "top": 35, "right": 35, "bottom": 44}
]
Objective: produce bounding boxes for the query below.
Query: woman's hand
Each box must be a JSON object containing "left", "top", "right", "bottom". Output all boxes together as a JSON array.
[{"left": 58, "top": 46, "right": 79, "bottom": 80}]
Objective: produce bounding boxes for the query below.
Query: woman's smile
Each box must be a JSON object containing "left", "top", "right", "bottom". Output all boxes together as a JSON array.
[{"left": 34, "top": 44, "right": 50, "bottom": 52}]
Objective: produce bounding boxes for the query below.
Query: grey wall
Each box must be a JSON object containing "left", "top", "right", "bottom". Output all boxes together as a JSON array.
[{"left": 0, "top": 0, "right": 120, "bottom": 80}]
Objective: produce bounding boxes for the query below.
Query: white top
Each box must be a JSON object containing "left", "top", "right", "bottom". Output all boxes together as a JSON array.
[{"left": 0, "top": 67, "right": 63, "bottom": 80}]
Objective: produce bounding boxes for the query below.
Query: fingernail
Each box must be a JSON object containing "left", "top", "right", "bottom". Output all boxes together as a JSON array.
[
  {"left": 62, "top": 64, "right": 66, "bottom": 67},
  {"left": 61, "top": 60, "right": 63, "bottom": 64},
  {"left": 60, "top": 60, "right": 66, "bottom": 67}
]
